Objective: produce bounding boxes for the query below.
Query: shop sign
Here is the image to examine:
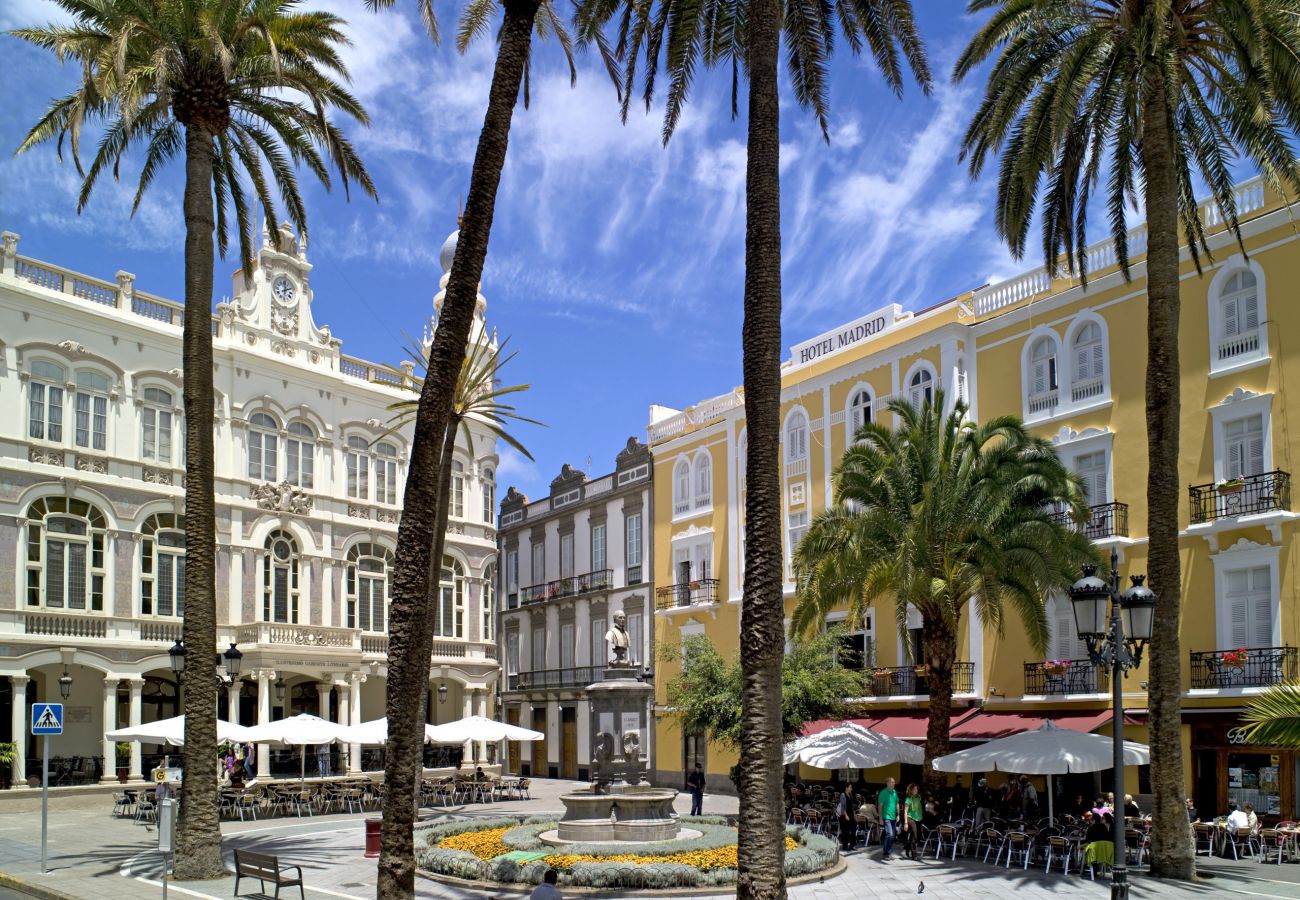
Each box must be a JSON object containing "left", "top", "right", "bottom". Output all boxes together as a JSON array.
[
  {"left": 1227, "top": 726, "right": 1251, "bottom": 744},
  {"left": 788, "top": 304, "right": 902, "bottom": 369}
]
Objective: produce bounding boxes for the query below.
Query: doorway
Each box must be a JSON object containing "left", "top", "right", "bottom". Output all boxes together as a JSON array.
[
  {"left": 561, "top": 707, "right": 578, "bottom": 779},
  {"left": 506, "top": 707, "right": 521, "bottom": 774},
  {"left": 532, "top": 707, "right": 548, "bottom": 778}
]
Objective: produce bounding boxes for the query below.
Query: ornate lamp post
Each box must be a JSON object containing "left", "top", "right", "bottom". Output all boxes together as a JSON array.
[
  {"left": 1070, "top": 547, "right": 1156, "bottom": 900},
  {"left": 58, "top": 667, "right": 73, "bottom": 700}
]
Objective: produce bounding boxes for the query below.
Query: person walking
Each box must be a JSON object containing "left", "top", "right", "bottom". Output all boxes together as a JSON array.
[
  {"left": 836, "top": 783, "right": 858, "bottom": 852},
  {"left": 902, "top": 783, "right": 923, "bottom": 860},
  {"left": 687, "top": 763, "right": 706, "bottom": 816},
  {"left": 878, "top": 776, "right": 900, "bottom": 861},
  {"left": 1019, "top": 775, "right": 1039, "bottom": 821},
  {"left": 973, "top": 777, "right": 994, "bottom": 828}
]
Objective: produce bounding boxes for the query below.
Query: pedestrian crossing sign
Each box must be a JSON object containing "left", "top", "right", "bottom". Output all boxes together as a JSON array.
[{"left": 32, "top": 703, "right": 63, "bottom": 735}]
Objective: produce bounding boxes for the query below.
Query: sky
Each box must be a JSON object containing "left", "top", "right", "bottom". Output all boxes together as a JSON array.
[{"left": 0, "top": 1, "right": 1028, "bottom": 501}]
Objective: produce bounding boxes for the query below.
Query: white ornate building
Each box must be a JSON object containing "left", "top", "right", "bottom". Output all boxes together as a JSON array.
[{"left": 0, "top": 223, "right": 501, "bottom": 785}]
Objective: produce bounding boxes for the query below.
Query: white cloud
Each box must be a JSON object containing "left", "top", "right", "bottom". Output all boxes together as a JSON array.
[{"left": 495, "top": 444, "right": 539, "bottom": 488}]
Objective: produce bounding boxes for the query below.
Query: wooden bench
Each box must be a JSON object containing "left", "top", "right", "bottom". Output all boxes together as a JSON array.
[{"left": 233, "top": 848, "right": 304, "bottom": 899}]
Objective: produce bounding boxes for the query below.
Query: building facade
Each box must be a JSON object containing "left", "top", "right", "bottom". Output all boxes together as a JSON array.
[
  {"left": 0, "top": 223, "right": 500, "bottom": 785},
  {"left": 496, "top": 439, "right": 654, "bottom": 780},
  {"left": 649, "top": 175, "right": 1300, "bottom": 818}
]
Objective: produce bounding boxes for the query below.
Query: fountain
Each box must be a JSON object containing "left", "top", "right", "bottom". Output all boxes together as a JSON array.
[{"left": 550, "top": 612, "right": 683, "bottom": 844}]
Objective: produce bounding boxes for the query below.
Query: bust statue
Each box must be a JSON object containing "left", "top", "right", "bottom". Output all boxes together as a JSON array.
[{"left": 605, "top": 610, "right": 631, "bottom": 665}]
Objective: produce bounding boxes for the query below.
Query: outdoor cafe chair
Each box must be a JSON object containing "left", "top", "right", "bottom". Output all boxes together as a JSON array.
[
  {"left": 111, "top": 792, "right": 134, "bottom": 819},
  {"left": 980, "top": 827, "right": 1005, "bottom": 864},
  {"left": 925, "top": 823, "right": 961, "bottom": 861},
  {"left": 1192, "top": 822, "right": 1217, "bottom": 856},
  {"left": 1043, "top": 835, "right": 1073, "bottom": 875},
  {"left": 1226, "top": 826, "right": 1259, "bottom": 861},
  {"left": 1257, "top": 828, "right": 1290, "bottom": 865},
  {"left": 1125, "top": 828, "right": 1149, "bottom": 866},
  {"left": 997, "top": 831, "right": 1032, "bottom": 870},
  {"left": 135, "top": 791, "right": 157, "bottom": 824},
  {"left": 234, "top": 788, "right": 261, "bottom": 822}
]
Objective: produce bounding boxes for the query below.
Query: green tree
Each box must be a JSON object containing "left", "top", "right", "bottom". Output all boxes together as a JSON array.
[
  {"left": 573, "top": 1, "right": 929, "bottom": 895},
  {"left": 1243, "top": 683, "right": 1300, "bottom": 747},
  {"left": 791, "top": 392, "right": 1095, "bottom": 790},
  {"left": 954, "top": 1, "right": 1300, "bottom": 877},
  {"left": 13, "top": 0, "right": 374, "bottom": 878}
]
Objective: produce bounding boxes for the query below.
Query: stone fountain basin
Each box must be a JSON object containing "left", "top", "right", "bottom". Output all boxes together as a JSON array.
[{"left": 556, "top": 787, "right": 681, "bottom": 843}]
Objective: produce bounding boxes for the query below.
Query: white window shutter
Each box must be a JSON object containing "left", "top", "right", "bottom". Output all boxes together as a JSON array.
[
  {"left": 1243, "top": 291, "right": 1259, "bottom": 330},
  {"left": 1250, "top": 567, "right": 1272, "bottom": 646},
  {"left": 1032, "top": 359, "right": 1047, "bottom": 394},
  {"left": 1227, "top": 438, "right": 1244, "bottom": 480},
  {"left": 1229, "top": 591, "right": 1248, "bottom": 647},
  {"left": 1223, "top": 297, "right": 1240, "bottom": 336}
]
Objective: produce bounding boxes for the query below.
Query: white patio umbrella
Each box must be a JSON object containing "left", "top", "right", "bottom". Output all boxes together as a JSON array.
[
  {"left": 240, "top": 713, "right": 352, "bottom": 782},
  {"left": 425, "top": 715, "right": 544, "bottom": 744},
  {"left": 339, "top": 717, "right": 443, "bottom": 745},
  {"left": 783, "top": 722, "right": 924, "bottom": 770},
  {"left": 106, "top": 714, "right": 252, "bottom": 746},
  {"left": 931, "top": 721, "right": 1150, "bottom": 821}
]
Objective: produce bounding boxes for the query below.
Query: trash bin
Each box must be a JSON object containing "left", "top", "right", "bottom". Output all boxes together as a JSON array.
[{"left": 365, "top": 817, "right": 382, "bottom": 858}]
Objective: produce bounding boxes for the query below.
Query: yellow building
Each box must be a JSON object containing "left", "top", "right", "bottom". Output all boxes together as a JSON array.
[{"left": 648, "top": 175, "right": 1299, "bottom": 819}]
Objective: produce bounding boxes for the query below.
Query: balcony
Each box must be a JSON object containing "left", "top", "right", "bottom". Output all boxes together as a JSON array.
[
  {"left": 1027, "top": 389, "right": 1059, "bottom": 416},
  {"left": 655, "top": 579, "right": 720, "bottom": 610},
  {"left": 1190, "top": 646, "right": 1298, "bottom": 689},
  {"left": 12, "top": 610, "right": 181, "bottom": 643},
  {"left": 1217, "top": 328, "right": 1262, "bottom": 363},
  {"left": 1050, "top": 501, "right": 1129, "bottom": 540},
  {"left": 506, "top": 666, "right": 606, "bottom": 691},
  {"left": 1189, "top": 471, "right": 1291, "bottom": 523},
  {"left": 519, "top": 569, "right": 614, "bottom": 606},
  {"left": 869, "top": 663, "right": 974, "bottom": 697},
  {"left": 1024, "top": 660, "right": 1106, "bottom": 695}
]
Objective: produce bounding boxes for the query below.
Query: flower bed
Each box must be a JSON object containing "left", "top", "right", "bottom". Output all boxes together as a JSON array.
[{"left": 415, "top": 817, "right": 837, "bottom": 889}]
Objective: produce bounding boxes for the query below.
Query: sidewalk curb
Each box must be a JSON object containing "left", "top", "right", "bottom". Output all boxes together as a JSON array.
[{"left": 0, "top": 872, "right": 79, "bottom": 900}]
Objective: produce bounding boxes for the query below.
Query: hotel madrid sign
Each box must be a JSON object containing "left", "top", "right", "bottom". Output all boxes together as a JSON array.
[{"left": 789, "top": 303, "right": 904, "bottom": 369}]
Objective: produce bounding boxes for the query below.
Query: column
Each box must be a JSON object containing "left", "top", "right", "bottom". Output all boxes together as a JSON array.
[
  {"left": 127, "top": 678, "right": 144, "bottom": 782},
  {"left": 473, "top": 690, "right": 487, "bottom": 764},
  {"left": 462, "top": 689, "right": 474, "bottom": 764},
  {"left": 101, "top": 677, "right": 120, "bottom": 783},
  {"left": 520, "top": 701, "right": 533, "bottom": 772},
  {"left": 348, "top": 673, "right": 365, "bottom": 773},
  {"left": 256, "top": 670, "right": 273, "bottom": 776},
  {"left": 226, "top": 681, "right": 241, "bottom": 725},
  {"left": 316, "top": 682, "right": 332, "bottom": 719},
  {"left": 9, "top": 676, "right": 28, "bottom": 788}
]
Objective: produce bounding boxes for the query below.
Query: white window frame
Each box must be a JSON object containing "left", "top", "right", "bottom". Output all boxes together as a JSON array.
[
  {"left": 284, "top": 421, "right": 315, "bottom": 489},
  {"left": 437, "top": 555, "right": 466, "bottom": 639},
  {"left": 1066, "top": 318, "right": 1107, "bottom": 404},
  {"left": 1208, "top": 256, "right": 1269, "bottom": 375},
  {"left": 140, "top": 513, "right": 185, "bottom": 617},
  {"left": 847, "top": 385, "right": 874, "bottom": 443},
  {"left": 262, "top": 529, "right": 300, "bottom": 624},
  {"left": 786, "top": 509, "right": 809, "bottom": 578},
  {"left": 375, "top": 442, "right": 400, "bottom": 505},
  {"left": 73, "top": 370, "right": 111, "bottom": 452},
  {"left": 506, "top": 549, "right": 519, "bottom": 594},
  {"left": 591, "top": 524, "right": 607, "bottom": 573},
  {"left": 482, "top": 566, "right": 495, "bottom": 641},
  {"left": 1211, "top": 541, "right": 1281, "bottom": 649},
  {"left": 248, "top": 413, "right": 279, "bottom": 482},
  {"left": 25, "top": 497, "right": 107, "bottom": 612},
  {"left": 784, "top": 408, "right": 809, "bottom": 463},
  {"left": 673, "top": 458, "right": 691, "bottom": 516},
  {"left": 1209, "top": 392, "right": 1273, "bottom": 483},
  {"left": 482, "top": 467, "right": 495, "bottom": 525},
  {"left": 346, "top": 542, "right": 392, "bottom": 632},
  {"left": 626, "top": 513, "right": 643, "bottom": 568},
  {"left": 450, "top": 460, "right": 466, "bottom": 518},
  {"left": 531, "top": 540, "right": 545, "bottom": 584},
  {"left": 27, "top": 360, "right": 66, "bottom": 444},
  {"left": 345, "top": 436, "right": 370, "bottom": 500},
  {"left": 560, "top": 532, "right": 574, "bottom": 580},
  {"left": 693, "top": 451, "right": 712, "bottom": 510},
  {"left": 903, "top": 362, "right": 936, "bottom": 410},
  {"left": 141, "top": 387, "right": 176, "bottom": 464}
]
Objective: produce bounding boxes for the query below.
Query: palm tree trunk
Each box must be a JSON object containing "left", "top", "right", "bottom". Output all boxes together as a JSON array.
[
  {"left": 377, "top": 3, "right": 538, "bottom": 896},
  {"left": 1140, "top": 66, "right": 1194, "bottom": 881},
  {"left": 921, "top": 617, "right": 956, "bottom": 796},
  {"left": 737, "top": 0, "right": 785, "bottom": 893},
  {"left": 173, "top": 124, "right": 224, "bottom": 881}
]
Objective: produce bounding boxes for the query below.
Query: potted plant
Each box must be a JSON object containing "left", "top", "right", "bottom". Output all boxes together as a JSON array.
[
  {"left": 687, "top": 579, "right": 701, "bottom": 591},
  {"left": 913, "top": 664, "right": 929, "bottom": 677},
  {"left": 0, "top": 742, "right": 16, "bottom": 791},
  {"left": 1217, "top": 477, "right": 1245, "bottom": 495},
  {"left": 1220, "top": 647, "right": 1249, "bottom": 669},
  {"left": 1042, "top": 659, "right": 1073, "bottom": 677},
  {"left": 115, "top": 741, "right": 131, "bottom": 783}
]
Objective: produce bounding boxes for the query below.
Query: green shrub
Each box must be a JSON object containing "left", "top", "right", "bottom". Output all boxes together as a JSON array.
[{"left": 499, "top": 821, "right": 740, "bottom": 857}]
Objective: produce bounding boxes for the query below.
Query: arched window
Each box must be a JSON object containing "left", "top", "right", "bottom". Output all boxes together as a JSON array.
[
  {"left": 451, "top": 460, "right": 465, "bottom": 518},
  {"left": 1219, "top": 269, "right": 1260, "bottom": 355},
  {"left": 284, "top": 422, "right": 314, "bottom": 489},
  {"left": 482, "top": 565, "right": 495, "bottom": 641},
  {"left": 24, "top": 497, "right": 107, "bottom": 611},
  {"left": 1028, "top": 337, "right": 1059, "bottom": 400},
  {"left": 263, "top": 529, "right": 299, "bottom": 623},
  {"left": 1071, "top": 322, "right": 1105, "bottom": 401},
  {"left": 73, "top": 370, "right": 110, "bottom": 450},
  {"left": 785, "top": 410, "right": 808, "bottom": 462},
  {"left": 437, "top": 556, "right": 465, "bottom": 639},
  {"left": 28, "top": 361, "right": 66, "bottom": 442},
  {"left": 141, "top": 513, "right": 185, "bottom": 617},
  {"left": 141, "top": 387, "right": 175, "bottom": 464},
  {"left": 376, "top": 442, "right": 399, "bottom": 505},
  {"left": 248, "top": 413, "right": 279, "bottom": 481},
  {"left": 673, "top": 459, "right": 691, "bottom": 515},
  {"left": 346, "top": 542, "right": 392, "bottom": 632},
  {"left": 345, "top": 436, "right": 370, "bottom": 499},
  {"left": 849, "top": 388, "right": 873, "bottom": 438},
  {"left": 481, "top": 467, "right": 495, "bottom": 525},
  {"left": 694, "top": 454, "right": 712, "bottom": 509},
  {"left": 908, "top": 368, "right": 934, "bottom": 409}
]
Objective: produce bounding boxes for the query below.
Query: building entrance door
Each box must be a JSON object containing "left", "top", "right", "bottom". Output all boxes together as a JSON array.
[
  {"left": 506, "top": 707, "right": 521, "bottom": 774},
  {"left": 561, "top": 707, "right": 578, "bottom": 779},
  {"left": 532, "top": 707, "right": 549, "bottom": 778}
]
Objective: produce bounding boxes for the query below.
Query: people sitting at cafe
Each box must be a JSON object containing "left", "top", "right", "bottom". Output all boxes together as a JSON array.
[
  {"left": 1072, "top": 794, "right": 1090, "bottom": 818},
  {"left": 1186, "top": 797, "right": 1198, "bottom": 823},
  {"left": 1085, "top": 812, "right": 1113, "bottom": 844},
  {"left": 1225, "top": 800, "right": 1251, "bottom": 831},
  {"left": 1123, "top": 794, "right": 1141, "bottom": 818},
  {"left": 1243, "top": 802, "right": 1259, "bottom": 831}
]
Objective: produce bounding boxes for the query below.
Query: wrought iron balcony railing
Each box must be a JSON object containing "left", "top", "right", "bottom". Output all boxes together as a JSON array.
[
  {"left": 1190, "top": 646, "right": 1297, "bottom": 689},
  {"left": 1189, "top": 471, "right": 1291, "bottom": 523},
  {"left": 518, "top": 569, "right": 615, "bottom": 606},
  {"left": 506, "top": 666, "right": 604, "bottom": 691},
  {"left": 1049, "top": 501, "right": 1129, "bottom": 540},
  {"left": 655, "top": 579, "right": 720, "bottom": 610},
  {"left": 869, "top": 663, "right": 974, "bottom": 697},
  {"left": 1024, "top": 660, "right": 1106, "bottom": 695}
]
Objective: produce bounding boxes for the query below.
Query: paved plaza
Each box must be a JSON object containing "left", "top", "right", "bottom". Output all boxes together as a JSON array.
[{"left": 0, "top": 779, "right": 1297, "bottom": 900}]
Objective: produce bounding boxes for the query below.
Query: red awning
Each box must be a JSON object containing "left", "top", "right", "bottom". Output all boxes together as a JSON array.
[
  {"left": 800, "top": 710, "right": 980, "bottom": 742},
  {"left": 949, "top": 710, "right": 1114, "bottom": 740}
]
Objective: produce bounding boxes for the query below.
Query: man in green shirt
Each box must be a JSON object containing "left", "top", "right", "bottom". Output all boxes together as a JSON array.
[{"left": 878, "top": 776, "right": 899, "bottom": 861}]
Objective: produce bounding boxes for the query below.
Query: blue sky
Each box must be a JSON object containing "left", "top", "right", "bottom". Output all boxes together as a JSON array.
[{"left": 0, "top": 1, "right": 1026, "bottom": 500}]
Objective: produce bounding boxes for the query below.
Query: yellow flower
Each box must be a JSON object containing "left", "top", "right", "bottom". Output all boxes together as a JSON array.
[{"left": 438, "top": 826, "right": 513, "bottom": 860}]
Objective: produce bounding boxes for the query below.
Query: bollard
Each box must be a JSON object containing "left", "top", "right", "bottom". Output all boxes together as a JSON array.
[{"left": 364, "top": 817, "right": 382, "bottom": 858}]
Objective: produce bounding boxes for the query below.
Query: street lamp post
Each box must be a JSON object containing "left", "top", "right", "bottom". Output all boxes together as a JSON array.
[{"left": 1070, "top": 548, "right": 1156, "bottom": 900}]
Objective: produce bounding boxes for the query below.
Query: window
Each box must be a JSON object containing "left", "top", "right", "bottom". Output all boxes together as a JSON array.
[
  {"left": 849, "top": 388, "right": 873, "bottom": 437},
  {"left": 785, "top": 411, "right": 808, "bottom": 462},
  {"left": 141, "top": 513, "right": 185, "bottom": 617},
  {"left": 74, "top": 371, "right": 110, "bottom": 450},
  {"left": 25, "top": 498, "right": 106, "bottom": 611},
  {"left": 482, "top": 467, "right": 495, "bottom": 525},
  {"left": 1074, "top": 451, "right": 1109, "bottom": 506},
  {"left": 787, "top": 510, "right": 809, "bottom": 574},
  {"left": 591, "top": 617, "right": 606, "bottom": 667},
  {"left": 483, "top": 566, "right": 495, "bottom": 641},
  {"left": 1225, "top": 414, "right": 1265, "bottom": 479},
  {"left": 248, "top": 413, "right": 279, "bottom": 481},
  {"left": 1028, "top": 336, "right": 1059, "bottom": 406},
  {"left": 346, "top": 542, "right": 391, "bottom": 632},
  {"left": 1047, "top": 591, "right": 1085, "bottom": 661},
  {"left": 1072, "top": 322, "right": 1105, "bottom": 400},
  {"left": 262, "top": 530, "right": 299, "bottom": 623},
  {"left": 141, "top": 387, "right": 174, "bottom": 464},
  {"left": 908, "top": 368, "right": 934, "bottom": 409},
  {"left": 1220, "top": 270, "right": 1260, "bottom": 350},
  {"left": 1225, "top": 565, "right": 1273, "bottom": 647},
  {"left": 673, "top": 460, "right": 691, "bottom": 515},
  {"left": 560, "top": 533, "right": 574, "bottom": 580},
  {"left": 694, "top": 454, "right": 712, "bottom": 508},
  {"left": 284, "top": 422, "right": 315, "bottom": 489},
  {"left": 505, "top": 631, "right": 520, "bottom": 676},
  {"left": 451, "top": 460, "right": 465, "bottom": 518},
  {"left": 375, "top": 442, "right": 399, "bottom": 504},
  {"left": 626, "top": 513, "right": 643, "bottom": 573},
  {"left": 345, "top": 436, "right": 370, "bottom": 500},
  {"left": 560, "top": 622, "right": 575, "bottom": 669},
  {"left": 28, "top": 361, "right": 65, "bottom": 442},
  {"left": 532, "top": 628, "right": 546, "bottom": 670},
  {"left": 532, "top": 540, "right": 545, "bottom": 584},
  {"left": 437, "top": 556, "right": 465, "bottom": 638},
  {"left": 591, "top": 524, "right": 607, "bottom": 573},
  {"left": 506, "top": 549, "right": 519, "bottom": 594},
  {"left": 626, "top": 612, "right": 644, "bottom": 666}
]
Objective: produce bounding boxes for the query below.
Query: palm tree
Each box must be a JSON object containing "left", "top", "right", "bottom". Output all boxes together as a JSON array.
[
  {"left": 359, "top": 1, "right": 583, "bottom": 891},
  {"left": 953, "top": 0, "right": 1300, "bottom": 878},
  {"left": 1243, "top": 683, "right": 1300, "bottom": 746},
  {"left": 792, "top": 392, "right": 1095, "bottom": 788},
  {"left": 570, "top": 6, "right": 928, "bottom": 893},
  {"left": 13, "top": 0, "right": 375, "bottom": 878}
]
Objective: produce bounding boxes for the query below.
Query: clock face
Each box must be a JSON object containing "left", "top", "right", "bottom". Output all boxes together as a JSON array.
[{"left": 273, "top": 276, "right": 296, "bottom": 304}]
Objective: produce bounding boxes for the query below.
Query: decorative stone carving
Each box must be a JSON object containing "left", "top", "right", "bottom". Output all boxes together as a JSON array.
[
  {"left": 251, "top": 480, "right": 313, "bottom": 514},
  {"left": 271, "top": 339, "right": 296, "bottom": 357},
  {"left": 75, "top": 456, "right": 107, "bottom": 475},
  {"left": 57, "top": 339, "right": 92, "bottom": 356},
  {"left": 271, "top": 305, "right": 298, "bottom": 336},
  {"left": 28, "top": 447, "right": 65, "bottom": 466},
  {"left": 376, "top": 509, "right": 399, "bottom": 524},
  {"left": 347, "top": 504, "right": 371, "bottom": 519},
  {"left": 245, "top": 333, "right": 257, "bottom": 346},
  {"left": 1220, "top": 387, "right": 1260, "bottom": 405},
  {"left": 143, "top": 466, "right": 174, "bottom": 486},
  {"left": 291, "top": 628, "right": 349, "bottom": 647},
  {"left": 309, "top": 350, "right": 320, "bottom": 364}
]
